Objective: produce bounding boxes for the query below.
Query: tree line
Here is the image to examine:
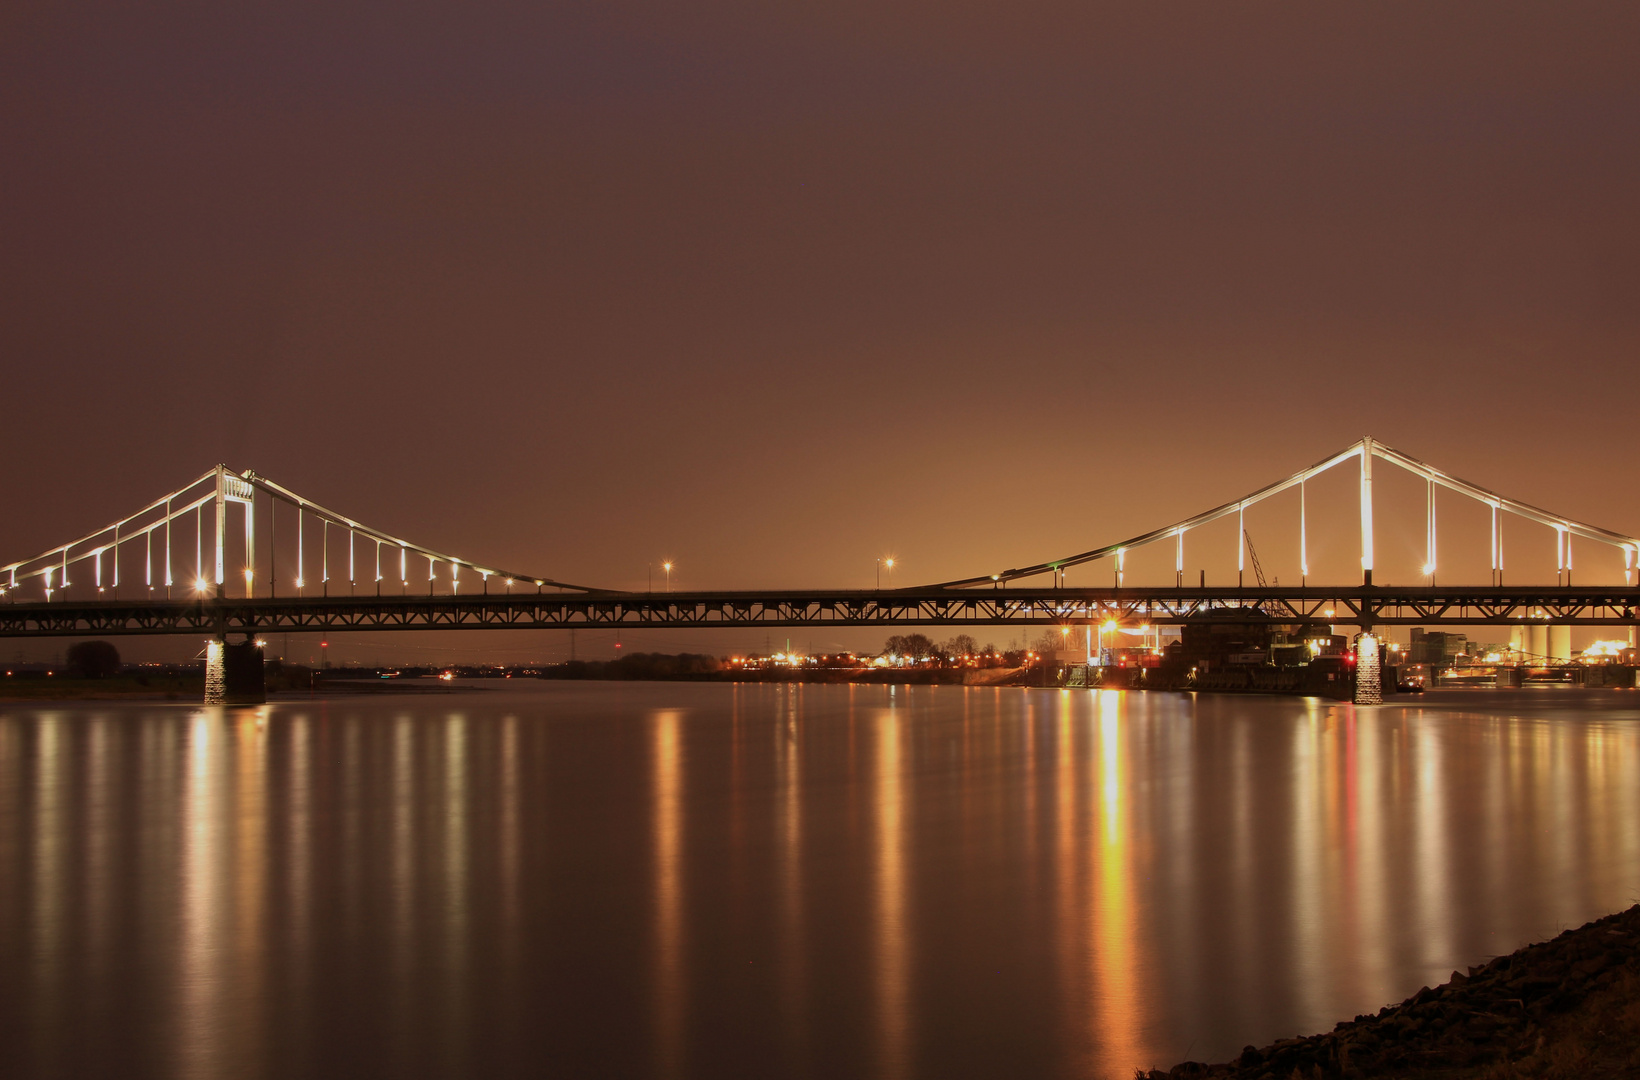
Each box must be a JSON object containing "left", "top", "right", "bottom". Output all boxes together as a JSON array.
[{"left": 880, "top": 633, "right": 1032, "bottom": 665}]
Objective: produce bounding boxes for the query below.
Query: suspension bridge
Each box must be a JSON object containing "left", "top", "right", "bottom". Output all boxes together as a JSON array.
[{"left": 2, "top": 438, "right": 1636, "bottom": 703}]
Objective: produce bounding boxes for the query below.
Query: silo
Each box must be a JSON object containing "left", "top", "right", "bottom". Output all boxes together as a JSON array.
[{"left": 1548, "top": 625, "right": 1572, "bottom": 662}]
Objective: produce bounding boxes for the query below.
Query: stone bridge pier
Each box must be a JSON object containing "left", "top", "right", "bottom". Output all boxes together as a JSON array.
[
  {"left": 204, "top": 637, "right": 266, "bottom": 705},
  {"left": 1353, "top": 631, "right": 1383, "bottom": 705}
]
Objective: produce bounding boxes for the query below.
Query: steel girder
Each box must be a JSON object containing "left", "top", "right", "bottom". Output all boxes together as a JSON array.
[{"left": 0, "top": 586, "right": 1637, "bottom": 637}]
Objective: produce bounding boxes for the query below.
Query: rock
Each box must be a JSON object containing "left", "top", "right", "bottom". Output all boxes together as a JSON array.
[
  {"left": 1571, "top": 953, "right": 1611, "bottom": 979},
  {"left": 1151, "top": 903, "right": 1640, "bottom": 1080}
]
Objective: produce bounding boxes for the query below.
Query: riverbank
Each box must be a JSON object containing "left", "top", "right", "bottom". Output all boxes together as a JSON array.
[
  {"left": 0, "top": 667, "right": 462, "bottom": 701},
  {"left": 1144, "top": 903, "right": 1640, "bottom": 1079},
  {"left": 0, "top": 674, "right": 203, "bottom": 700}
]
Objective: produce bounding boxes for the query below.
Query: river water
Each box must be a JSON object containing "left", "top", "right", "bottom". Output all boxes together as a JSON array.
[{"left": 1, "top": 682, "right": 1637, "bottom": 1079}]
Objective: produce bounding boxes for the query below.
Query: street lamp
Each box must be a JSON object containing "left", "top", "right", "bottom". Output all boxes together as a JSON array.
[
  {"left": 649, "top": 563, "right": 674, "bottom": 593},
  {"left": 1098, "top": 619, "right": 1118, "bottom": 667},
  {"left": 877, "top": 557, "right": 895, "bottom": 590}
]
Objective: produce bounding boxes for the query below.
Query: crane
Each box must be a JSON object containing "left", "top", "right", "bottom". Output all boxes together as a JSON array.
[{"left": 1243, "top": 529, "right": 1270, "bottom": 588}]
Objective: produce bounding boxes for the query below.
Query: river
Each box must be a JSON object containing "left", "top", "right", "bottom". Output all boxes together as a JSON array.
[{"left": 1, "top": 682, "right": 1636, "bottom": 1079}]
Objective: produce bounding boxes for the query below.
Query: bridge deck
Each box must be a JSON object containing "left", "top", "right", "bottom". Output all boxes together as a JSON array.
[{"left": 0, "top": 586, "right": 1635, "bottom": 637}]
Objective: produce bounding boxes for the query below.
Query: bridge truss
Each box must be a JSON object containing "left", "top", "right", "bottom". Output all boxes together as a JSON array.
[{"left": 0, "top": 586, "right": 1635, "bottom": 637}]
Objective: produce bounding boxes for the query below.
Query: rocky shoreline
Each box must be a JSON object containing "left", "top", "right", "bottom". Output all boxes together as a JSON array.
[{"left": 1144, "top": 904, "right": 1640, "bottom": 1079}]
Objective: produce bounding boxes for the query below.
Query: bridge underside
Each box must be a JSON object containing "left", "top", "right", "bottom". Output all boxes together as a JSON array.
[{"left": 1, "top": 587, "right": 1637, "bottom": 637}]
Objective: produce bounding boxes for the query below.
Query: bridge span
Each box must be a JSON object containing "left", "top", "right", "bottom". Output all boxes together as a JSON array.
[{"left": 4, "top": 438, "right": 1639, "bottom": 703}]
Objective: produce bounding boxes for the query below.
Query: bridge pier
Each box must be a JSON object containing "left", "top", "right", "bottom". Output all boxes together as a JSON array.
[
  {"left": 1353, "top": 632, "right": 1382, "bottom": 705},
  {"left": 204, "top": 637, "right": 266, "bottom": 705}
]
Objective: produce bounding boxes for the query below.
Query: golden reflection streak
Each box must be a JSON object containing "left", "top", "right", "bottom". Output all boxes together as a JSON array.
[
  {"left": 1547, "top": 720, "right": 1576, "bottom": 912},
  {"left": 652, "top": 710, "right": 685, "bottom": 1080},
  {"left": 340, "top": 714, "right": 362, "bottom": 945},
  {"left": 31, "top": 714, "right": 65, "bottom": 1070},
  {"left": 1290, "top": 702, "right": 1323, "bottom": 990},
  {"left": 289, "top": 715, "right": 312, "bottom": 964},
  {"left": 1613, "top": 726, "right": 1640, "bottom": 904},
  {"left": 85, "top": 718, "right": 112, "bottom": 977},
  {"left": 500, "top": 716, "right": 520, "bottom": 949},
  {"left": 443, "top": 714, "right": 470, "bottom": 1071},
  {"left": 179, "top": 709, "right": 223, "bottom": 1080},
  {"left": 1413, "top": 716, "right": 1453, "bottom": 972},
  {"left": 874, "top": 707, "right": 909, "bottom": 1080},
  {"left": 1227, "top": 710, "right": 1254, "bottom": 1037},
  {"left": 233, "top": 709, "right": 269, "bottom": 1068},
  {"left": 0, "top": 719, "right": 18, "bottom": 1026},
  {"left": 1090, "top": 690, "right": 1141, "bottom": 1075},
  {"left": 1022, "top": 689, "right": 1039, "bottom": 908},
  {"left": 495, "top": 714, "right": 522, "bottom": 1050},
  {"left": 1586, "top": 726, "right": 1609, "bottom": 906},
  {"left": 1053, "top": 691, "right": 1079, "bottom": 1046},
  {"left": 778, "top": 693, "right": 809, "bottom": 1065},
  {"left": 1480, "top": 713, "right": 1507, "bottom": 935},
  {"left": 1355, "top": 706, "right": 1390, "bottom": 1005},
  {"left": 391, "top": 715, "right": 416, "bottom": 1052}
]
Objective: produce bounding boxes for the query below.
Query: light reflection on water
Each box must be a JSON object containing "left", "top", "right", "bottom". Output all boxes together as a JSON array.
[{"left": 0, "top": 685, "right": 1638, "bottom": 1079}]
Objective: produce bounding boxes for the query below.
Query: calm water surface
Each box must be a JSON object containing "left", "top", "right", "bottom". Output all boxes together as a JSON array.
[{"left": 2, "top": 683, "right": 1638, "bottom": 1079}]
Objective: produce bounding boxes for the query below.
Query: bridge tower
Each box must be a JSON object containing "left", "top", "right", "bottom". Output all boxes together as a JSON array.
[{"left": 1360, "top": 435, "right": 1375, "bottom": 587}]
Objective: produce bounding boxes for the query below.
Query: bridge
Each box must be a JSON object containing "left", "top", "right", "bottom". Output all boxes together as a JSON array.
[{"left": 3, "top": 438, "right": 1636, "bottom": 704}]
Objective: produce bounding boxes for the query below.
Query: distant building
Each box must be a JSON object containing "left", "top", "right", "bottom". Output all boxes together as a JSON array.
[
  {"left": 1176, "top": 612, "right": 1342, "bottom": 671},
  {"left": 1410, "top": 628, "right": 1467, "bottom": 667}
]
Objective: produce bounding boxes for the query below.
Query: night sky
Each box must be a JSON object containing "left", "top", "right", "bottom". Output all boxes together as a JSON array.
[{"left": 3, "top": 3, "right": 1637, "bottom": 661}]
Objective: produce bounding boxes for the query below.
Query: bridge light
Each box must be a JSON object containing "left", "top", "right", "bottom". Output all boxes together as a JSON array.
[{"left": 196, "top": 578, "right": 209, "bottom": 592}]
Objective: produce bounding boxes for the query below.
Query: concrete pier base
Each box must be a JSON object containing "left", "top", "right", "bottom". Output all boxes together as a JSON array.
[
  {"left": 204, "top": 639, "right": 266, "bottom": 705},
  {"left": 1354, "top": 632, "right": 1382, "bottom": 705}
]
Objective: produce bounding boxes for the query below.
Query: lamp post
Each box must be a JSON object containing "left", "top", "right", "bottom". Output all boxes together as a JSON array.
[
  {"left": 663, "top": 561, "right": 672, "bottom": 593},
  {"left": 877, "top": 557, "right": 895, "bottom": 589}
]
